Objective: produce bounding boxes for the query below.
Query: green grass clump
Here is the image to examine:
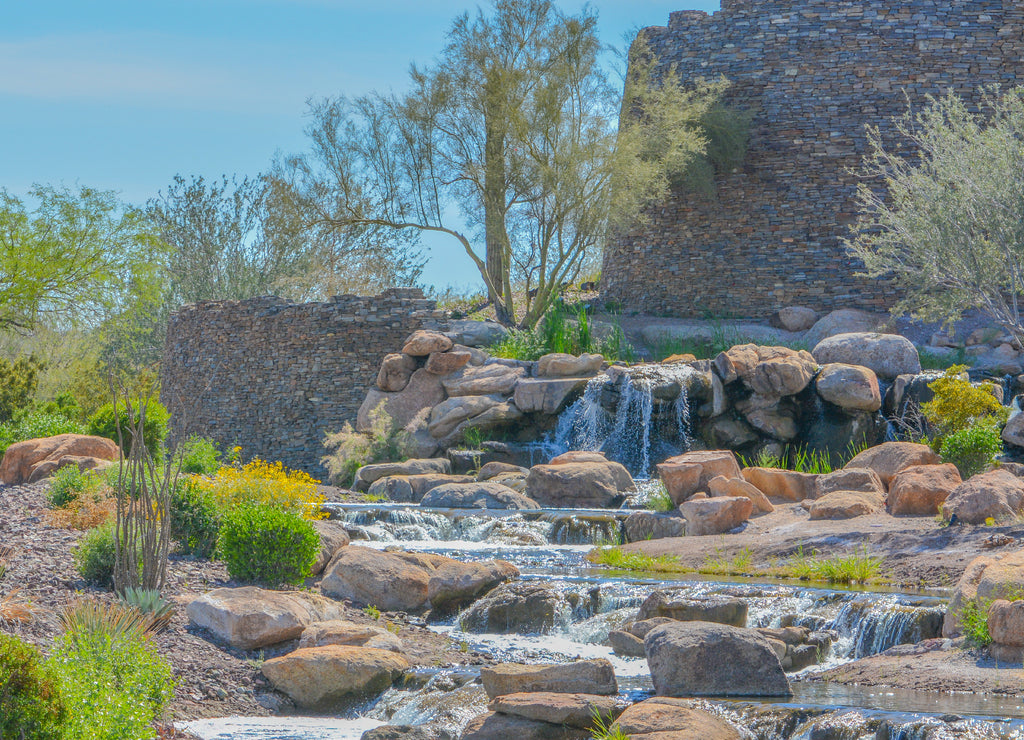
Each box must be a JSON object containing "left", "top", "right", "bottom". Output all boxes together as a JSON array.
[
  {"left": 175, "top": 434, "right": 222, "bottom": 475},
  {"left": 643, "top": 482, "right": 675, "bottom": 512},
  {"left": 958, "top": 600, "right": 992, "bottom": 648},
  {"left": 740, "top": 441, "right": 872, "bottom": 474},
  {"left": 587, "top": 546, "right": 685, "bottom": 573},
  {"left": 700, "top": 547, "right": 756, "bottom": 576},
  {"left": 788, "top": 545, "right": 882, "bottom": 585},
  {"left": 489, "top": 300, "right": 634, "bottom": 362}
]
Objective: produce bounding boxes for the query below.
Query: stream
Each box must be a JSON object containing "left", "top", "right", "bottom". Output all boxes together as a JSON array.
[{"left": 182, "top": 503, "right": 1024, "bottom": 740}]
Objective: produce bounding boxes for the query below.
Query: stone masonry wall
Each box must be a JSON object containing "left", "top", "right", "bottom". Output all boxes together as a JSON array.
[
  {"left": 161, "top": 289, "right": 442, "bottom": 478},
  {"left": 602, "top": 0, "right": 1024, "bottom": 318}
]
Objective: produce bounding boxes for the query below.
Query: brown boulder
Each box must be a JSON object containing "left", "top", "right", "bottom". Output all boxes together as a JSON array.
[
  {"left": 377, "top": 353, "right": 417, "bottom": 392},
  {"left": 713, "top": 345, "right": 815, "bottom": 388},
  {"left": 658, "top": 450, "right": 741, "bottom": 496},
  {"left": 488, "top": 692, "right": 626, "bottom": 729},
  {"left": 942, "top": 469, "right": 1024, "bottom": 524},
  {"left": 402, "top": 330, "right": 453, "bottom": 356},
  {"left": 514, "top": 377, "right": 590, "bottom": 414},
  {"left": 815, "top": 467, "right": 884, "bottom": 497},
  {"left": 614, "top": 697, "right": 742, "bottom": 740},
  {"left": 460, "top": 712, "right": 589, "bottom": 740},
  {"left": 442, "top": 363, "right": 527, "bottom": 396},
  {"left": 887, "top": 463, "right": 961, "bottom": 516},
  {"left": 815, "top": 363, "right": 881, "bottom": 412},
  {"left": 311, "top": 519, "right": 350, "bottom": 575},
  {"left": 481, "top": 659, "right": 617, "bottom": 699},
  {"left": 637, "top": 591, "right": 747, "bottom": 627},
  {"left": 808, "top": 491, "right": 884, "bottom": 520},
  {"left": 357, "top": 369, "right": 444, "bottom": 434},
  {"left": 678, "top": 496, "right": 753, "bottom": 535},
  {"left": 987, "top": 599, "right": 1024, "bottom": 647},
  {"left": 354, "top": 458, "right": 451, "bottom": 492},
  {"left": 477, "top": 462, "right": 530, "bottom": 480},
  {"left": 609, "top": 629, "right": 647, "bottom": 657},
  {"left": 366, "top": 473, "right": 475, "bottom": 503},
  {"left": 548, "top": 451, "right": 607, "bottom": 465},
  {"left": 0, "top": 434, "right": 119, "bottom": 486},
  {"left": 707, "top": 475, "right": 774, "bottom": 513},
  {"left": 261, "top": 645, "right": 408, "bottom": 708},
  {"left": 298, "top": 620, "right": 404, "bottom": 652},
  {"left": 657, "top": 462, "right": 703, "bottom": 505},
  {"left": 425, "top": 350, "right": 471, "bottom": 375},
  {"left": 741, "top": 467, "right": 818, "bottom": 502},
  {"left": 537, "top": 352, "right": 603, "bottom": 378},
  {"left": 426, "top": 559, "right": 520, "bottom": 613},
  {"left": 945, "top": 551, "right": 1024, "bottom": 636},
  {"left": 526, "top": 462, "right": 635, "bottom": 508},
  {"left": 844, "top": 442, "right": 941, "bottom": 488}
]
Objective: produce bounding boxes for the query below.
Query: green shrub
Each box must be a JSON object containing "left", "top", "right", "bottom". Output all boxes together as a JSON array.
[
  {"left": 170, "top": 477, "right": 221, "bottom": 557},
  {"left": 488, "top": 300, "right": 634, "bottom": 362},
  {"left": 940, "top": 421, "right": 1003, "bottom": 479},
  {"left": 87, "top": 400, "right": 170, "bottom": 459},
  {"left": 959, "top": 599, "right": 993, "bottom": 648},
  {"left": 217, "top": 504, "right": 320, "bottom": 586},
  {"left": 176, "top": 434, "right": 222, "bottom": 475},
  {"left": 922, "top": 365, "right": 1008, "bottom": 450},
  {"left": 50, "top": 604, "right": 174, "bottom": 740},
  {"left": 0, "top": 410, "right": 87, "bottom": 456},
  {"left": 0, "top": 633, "right": 67, "bottom": 740},
  {"left": 74, "top": 522, "right": 117, "bottom": 586},
  {"left": 48, "top": 464, "right": 91, "bottom": 509},
  {"left": 0, "top": 355, "right": 42, "bottom": 424}
]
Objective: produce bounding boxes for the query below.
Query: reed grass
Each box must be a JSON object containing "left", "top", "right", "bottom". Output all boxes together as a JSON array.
[{"left": 586, "top": 546, "right": 686, "bottom": 573}]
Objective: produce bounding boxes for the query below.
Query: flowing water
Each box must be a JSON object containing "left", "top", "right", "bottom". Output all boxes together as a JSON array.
[{"left": 182, "top": 502, "right": 1024, "bottom": 740}]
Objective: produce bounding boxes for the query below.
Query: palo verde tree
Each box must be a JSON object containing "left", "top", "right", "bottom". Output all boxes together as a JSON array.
[
  {"left": 848, "top": 86, "right": 1024, "bottom": 340},
  {"left": 292, "top": 0, "right": 742, "bottom": 327}
]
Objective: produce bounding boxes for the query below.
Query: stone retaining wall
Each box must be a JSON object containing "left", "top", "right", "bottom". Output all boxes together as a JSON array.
[
  {"left": 160, "top": 289, "right": 442, "bottom": 477},
  {"left": 601, "top": 0, "right": 1024, "bottom": 317}
]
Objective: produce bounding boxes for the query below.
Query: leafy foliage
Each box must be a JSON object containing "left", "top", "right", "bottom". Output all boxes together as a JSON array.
[
  {"left": 0, "top": 355, "right": 42, "bottom": 423},
  {"left": 47, "top": 465, "right": 94, "bottom": 509},
  {"left": 217, "top": 504, "right": 320, "bottom": 586},
  {"left": 74, "top": 522, "right": 118, "bottom": 586},
  {"left": 939, "top": 421, "right": 1003, "bottom": 478},
  {"left": 175, "top": 434, "right": 222, "bottom": 475},
  {"left": 959, "top": 599, "right": 993, "bottom": 648},
  {"left": 0, "top": 633, "right": 68, "bottom": 740},
  {"left": 87, "top": 399, "right": 170, "bottom": 459},
  {"left": 169, "top": 477, "right": 222, "bottom": 557},
  {"left": 322, "top": 405, "right": 418, "bottom": 487},
  {"left": 489, "top": 300, "right": 633, "bottom": 361},
  {"left": 196, "top": 457, "right": 324, "bottom": 518},
  {"left": 922, "top": 365, "right": 1008, "bottom": 450},
  {"left": 0, "top": 410, "right": 87, "bottom": 457},
  {"left": 643, "top": 482, "right": 675, "bottom": 512}
]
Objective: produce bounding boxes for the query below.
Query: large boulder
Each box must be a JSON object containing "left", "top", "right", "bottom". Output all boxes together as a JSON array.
[
  {"left": 844, "top": 442, "right": 941, "bottom": 488},
  {"left": 488, "top": 692, "right": 626, "bottom": 729},
  {"left": 644, "top": 621, "right": 792, "bottom": 697},
  {"left": 477, "top": 462, "right": 530, "bottom": 480},
  {"left": 320, "top": 546, "right": 516, "bottom": 612},
  {"left": 735, "top": 395, "right": 799, "bottom": 440},
  {"left": 812, "top": 333, "right": 921, "bottom": 380},
  {"left": 537, "top": 353, "right": 603, "bottom": 378},
  {"left": 357, "top": 369, "right": 445, "bottom": 434},
  {"left": 446, "top": 319, "right": 508, "bottom": 348},
  {"left": 608, "top": 629, "right": 647, "bottom": 657},
  {"left": 298, "top": 620, "right": 404, "bottom": 652},
  {"left": 774, "top": 306, "right": 818, "bottom": 333},
  {"left": 186, "top": 587, "right": 345, "bottom": 650},
  {"left": 1002, "top": 411, "right": 1024, "bottom": 449},
  {"left": 679, "top": 496, "right": 753, "bottom": 535},
  {"left": 815, "top": 363, "right": 882, "bottom": 412},
  {"left": 513, "top": 377, "right": 590, "bottom": 414},
  {"left": 425, "top": 350, "right": 472, "bottom": 375},
  {"left": 366, "top": 473, "right": 475, "bottom": 503},
  {"left": 354, "top": 458, "right": 451, "bottom": 492},
  {"left": 637, "top": 591, "right": 747, "bottom": 627},
  {"left": 887, "top": 463, "right": 962, "bottom": 516},
  {"left": 420, "top": 482, "right": 540, "bottom": 510},
  {"left": 708, "top": 476, "right": 774, "bottom": 514},
  {"left": 804, "top": 309, "right": 888, "bottom": 348},
  {"left": 428, "top": 395, "right": 504, "bottom": 439},
  {"left": 311, "top": 520, "right": 351, "bottom": 575},
  {"left": 987, "top": 599, "right": 1024, "bottom": 662},
  {"left": 808, "top": 490, "right": 884, "bottom": 520},
  {"left": 942, "top": 469, "right": 1024, "bottom": 524},
  {"left": 658, "top": 450, "right": 742, "bottom": 499},
  {"left": 460, "top": 713, "right": 589, "bottom": 740},
  {"left": 261, "top": 645, "right": 408, "bottom": 708},
  {"left": 0, "top": 434, "right": 119, "bottom": 486},
  {"left": 526, "top": 462, "right": 635, "bottom": 508},
  {"left": 548, "top": 451, "right": 608, "bottom": 465},
  {"left": 377, "top": 353, "right": 417, "bottom": 392},
  {"left": 614, "top": 697, "right": 743, "bottom": 740},
  {"left": 402, "top": 330, "right": 453, "bottom": 356},
  {"left": 944, "top": 551, "right": 1024, "bottom": 637},
  {"left": 815, "top": 467, "right": 884, "bottom": 497},
  {"left": 624, "top": 511, "right": 687, "bottom": 542},
  {"left": 481, "top": 659, "right": 617, "bottom": 698},
  {"left": 443, "top": 364, "right": 527, "bottom": 396},
  {"left": 741, "top": 467, "right": 818, "bottom": 502},
  {"left": 713, "top": 345, "right": 816, "bottom": 394},
  {"left": 460, "top": 581, "right": 563, "bottom": 634}
]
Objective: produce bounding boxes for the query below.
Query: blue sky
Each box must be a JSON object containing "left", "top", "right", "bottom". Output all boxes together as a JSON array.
[{"left": 2, "top": 1, "right": 719, "bottom": 289}]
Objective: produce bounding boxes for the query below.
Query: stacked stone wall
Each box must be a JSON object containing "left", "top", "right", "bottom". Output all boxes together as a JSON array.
[
  {"left": 160, "top": 289, "right": 442, "bottom": 477},
  {"left": 602, "top": 0, "right": 1024, "bottom": 318}
]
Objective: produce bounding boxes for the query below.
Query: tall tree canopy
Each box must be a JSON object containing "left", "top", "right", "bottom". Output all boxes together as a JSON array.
[{"left": 291, "top": 0, "right": 736, "bottom": 327}]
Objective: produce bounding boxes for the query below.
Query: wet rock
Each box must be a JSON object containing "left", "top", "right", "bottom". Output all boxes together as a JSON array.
[
  {"left": 887, "top": 463, "right": 961, "bottom": 516},
  {"left": 0, "top": 434, "right": 120, "bottom": 485},
  {"left": 644, "top": 621, "right": 791, "bottom": 697},
  {"left": 513, "top": 377, "right": 590, "bottom": 414},
  {"left": 261, "top": 645, "right": 408, "bottom": 708},
  {"left": 942, "top": 469, "right": 1024, "bottom": 524},
  {"left": 425, "top": 350, "right": 472, "bottom": 375},
  {"left": 844, "top": 442, "right": 941, "bottom": 489},
  {"left": 804, "top": 309, "right": 889, "bottom": 349},
  {"left": 609, "top": 629, "right": 646, "bottom": 657},
  {"left": 786, "top": 644, "right": 821, "bottom": 671},
  {"left": 460, "top": 581, "right": 563, "bottom": 634},
  {"left": 816, "top": 363, "right": 881, "bottom": 412},
  {"left": 377, "top": 353, "right": 417, "bottom": 392},
  {"left": 537, "top": 352, "right": 604, "bottom": 378},
  {"left": 627, "top": 617, "right": 677, "bottom": 639},
  {"left": 624, "top": 511, "right": 686, "bottom": 542},
  {"left": 615, "top": 697, "right": 743, "bottom": 740},
  {"left": 480, "top": 659, "right": 618, "bottom": 698},
  {"left": 815, "top": 467, "right": 884, "bottom": 497},
  {"left": 775, "top": 306, "right": 818, "bottom": 333},
  {"left": 637, "top": 591, "right": 748, "bottom": 627},
  {"left": 446, "top": 319, "right": 508, "bottom": 348},
  {"left": 477, "top": 462, "right": 530, "bottom": 480},
  {"left": 736, "top": 394, "right": 799, "bottom": 440},
  {"left": 488, "top": 692, "right": 627, "bottom": 729},
  {"left": 707, "top": 475, "right": 774, "bottom": 514},
  {"left": 442, "top": 364, "right": 527, "bottom": 396},
  {"left": 367, "top": 473, "right": 475, "bottom": 503},
  {"left": 460, "top": 712, "right": 589, "bottom": 740},
  {"left": 186, "top": 587, "right": 345, "bottom": 650},
  {"left": 298, "top": 620, "right": 404, "bottom": 652},
  {"left": 353, "top": 458, "right": 451, "bottom": 493},
  {"left": 526, "top": 462, "right": 634, "bottom": 508},
  {"left": 679, "top": 496, "right": 753, "bottom": 535},
  {"left": 357, "top": 369, "right": 445, "bottom": 434},
  {"left": 311, "top": 520, "right": 351, "bottom": 575},
  {"left": 420, "top": 482, "right": 540, "bottom": 510},
  {"left": 427, "top": 559, "right": 520, "bottom": 613},
  {"left": 811, "top": 332, "right": 920, "bottom": 380},
  {"left": 402, "top": 330, "right": 453, "bottom": 356},
  {"left": 548, "top": 451, "right": 608, "bottom": 465},
  {"left": 701, "top": 414, "right": 760, "bottom": 449},
  {"left": 808, "top": 491, "right": 884, "bottom": 520},
  {"left": 944, "top": 551, "right": 1024, "bottom": 636},
  {"left": 741, "top": 467, "right": 818, "bottom": 502}
]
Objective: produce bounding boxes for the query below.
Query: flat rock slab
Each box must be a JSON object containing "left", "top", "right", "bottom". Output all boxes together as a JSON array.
[
  {"left": 615, "top": 697, "right": 743, "bottom": 740},
  {"left": 488, "top": 692, "right": 627, "bottom": 729},
  {"left": 481, "top": 659, "right": 618, "bottom": 699},
  {"left": 461, "top": 711, "right": 590, "bottom": 740},
  {"left": 261, "top": 645, "right": 409, "bottom": 708},
  {"left": 298, "top": 620, "right": 404, "bottom": 652}
]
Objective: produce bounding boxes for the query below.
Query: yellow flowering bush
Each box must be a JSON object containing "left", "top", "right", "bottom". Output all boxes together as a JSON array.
[{"left": 195, "top": 458, "right": 326, "bottom": 520}]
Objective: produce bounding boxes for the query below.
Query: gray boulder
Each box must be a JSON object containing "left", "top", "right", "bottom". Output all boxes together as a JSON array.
[
  {"left": 420, "top": 482, "right": 540, "bottom": 510},
  {"left": 460, "top": 581, "right": 564, "bottom": 634},
  {"left": 812, "top": 332, "right": 921, "bottom": 379},
  {"left": 481, "top": 659, "right": 617, "bottom": 698},
  {"left": 637, "top": 591, "right": 747, "bottom": 627},
  {"left": 353, "top": 458, "right": 450, "bottom": 492}
]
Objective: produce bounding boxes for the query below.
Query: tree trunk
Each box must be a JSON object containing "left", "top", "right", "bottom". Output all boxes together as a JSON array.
[{"left": 483, "top": 73, "right": 514, "bottom": 326}]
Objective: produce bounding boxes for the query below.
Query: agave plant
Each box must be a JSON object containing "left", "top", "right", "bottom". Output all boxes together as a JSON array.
[
  {"left": 58, "top": 596, "right": 173, "bottom": 641},
  {"left": 118, "top": 586, "right": 176, "bottom": 634}
]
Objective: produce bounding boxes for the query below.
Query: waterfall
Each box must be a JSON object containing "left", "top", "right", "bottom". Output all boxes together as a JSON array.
[{"left": 828, "top": 596, "right": 944, "bottom": 659}]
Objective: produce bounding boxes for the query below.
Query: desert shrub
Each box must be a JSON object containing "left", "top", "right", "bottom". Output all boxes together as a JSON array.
[
  {"left": 322, "top": 404, "right": 417, "bottom": 487},
  {"left": 175, "top": 434, "right": 222, "bottom": 475},
  {"left": 50, "top": 601, "right": 174, "bottom": 740},
  {"left": 217, "top": 503, "right": 320, "bottom": 586},
  {"left": 170, "top": 477, "right": 221, "bottom": 557},
  {"left": 940, "top": 421, "right": 1003, "bottom": 479},
  {"left": 489, "top": 300, "right": 633, "bottom": 361},
  {"left": 48, "top": 464, "right": 92, "bottom": 508},
  {"left": 196, "top": 457, "right": 325, "bottom": 518},
  {"left": 0, "top": 410, "right": 87, "bottom": 456},
  {"left": 74, "top": 522, "right": 118, "bottom": 586},
  {"left": 0, "top": 633, "right": 68, "bottom": 740},
  {"left": 958, "top": 599, "right": 993, "bottom": 648},
  {"left": 0, "top": 355, "right": 43, "bottom": 423},
  {"left": 923, "top": 365, "right": 1008, "bottom": 450},
  {"left": 87, "top": 399, "right": 170, "bottom": 459}
]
